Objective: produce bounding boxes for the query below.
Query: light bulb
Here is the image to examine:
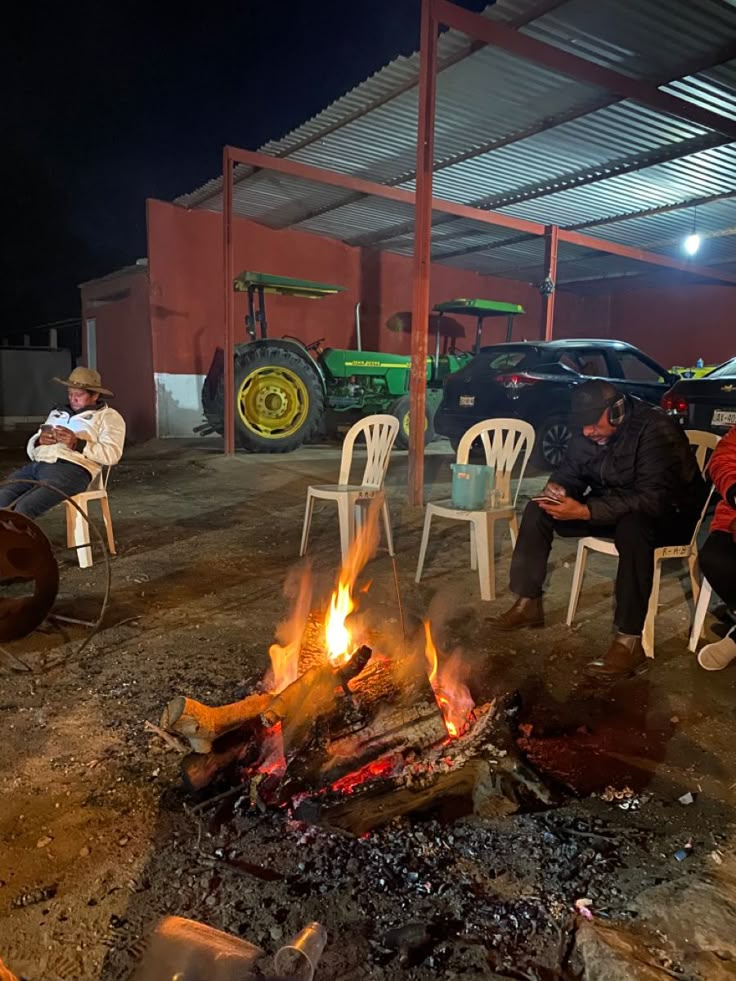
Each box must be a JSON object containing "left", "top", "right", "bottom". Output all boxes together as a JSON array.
[{"left": 684, "top": 233, "right": 701, "bottom": 256}]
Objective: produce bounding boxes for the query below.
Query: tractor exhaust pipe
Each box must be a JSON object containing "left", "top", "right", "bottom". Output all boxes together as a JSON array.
[{"left": 355, "top": 302, "right": 362, "bottom": 351}]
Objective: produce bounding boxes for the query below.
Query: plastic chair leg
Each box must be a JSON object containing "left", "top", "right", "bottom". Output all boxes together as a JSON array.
[
  {"left": 69, "top": 499, "right": 93, "bottom": 569},
  {"left": 415, "top": 509, "right": 433, "bottom": 583},
  {"left": 299, "top": 493, "right": 315, "bottom": 556},
  {"left": 381, "top": 497, "right": 395, "bottom": 557},
  {"left": 687, "top": 553, "right": 700, "bottom": 607},
  {"left": 469, "top": 523, "right": 477, "bottom": 571},
  {"left": 688, "top": 578, "right": 712, "bottom": 653},
  {"left": 642, "top": 560, "right": 661, "bottom": 659},
  {"left": 472, "top": 513, "right": 495, "bottom": 602},
  {"left": 337, "top": 495, "right": 355, "bottom": 563},
  {"left": 509, "top": 513, "right": 519, "bottom": 549},
  {"left": 100, "top": 496, "right": 116, "bottom": 555},
  {"left": 565, "top": 541, "right": 589, "bottom": 626}
]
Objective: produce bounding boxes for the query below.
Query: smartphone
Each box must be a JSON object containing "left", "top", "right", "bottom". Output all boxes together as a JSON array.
[{"left": 532, "top": 495, "right": 561, "bottom": 504}]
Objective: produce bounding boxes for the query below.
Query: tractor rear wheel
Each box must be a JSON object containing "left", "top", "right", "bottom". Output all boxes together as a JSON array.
[
  {"left": 234, "top": 346, "right": 324, "bottom": 452},
  {"left": 201, "top": 346, "right": 324, "bottom": 452},
  {"left": 391, "top": 395, "right": 435, "bottom": 450}
]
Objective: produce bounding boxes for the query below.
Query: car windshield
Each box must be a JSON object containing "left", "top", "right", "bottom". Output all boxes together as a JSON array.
[{"left": 705, "top": 357, "right": 736, "bottom": 379}]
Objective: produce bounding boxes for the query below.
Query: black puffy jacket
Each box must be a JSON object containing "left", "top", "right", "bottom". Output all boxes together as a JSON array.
[{"left": 550, "top": 397, "right": 706, "bottom": 526}]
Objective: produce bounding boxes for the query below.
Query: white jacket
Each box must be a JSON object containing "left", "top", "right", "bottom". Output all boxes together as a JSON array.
[{"left": 27, "top": 404, "right": 126, "bottom": 479}]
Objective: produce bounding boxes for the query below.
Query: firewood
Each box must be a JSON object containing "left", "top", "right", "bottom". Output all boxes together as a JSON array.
[
  {"left": 181, "top": 727, "right": 257, "bottom": 793},
  {"left": 161, "top": 693, "right": 273, "bottom": 753}
]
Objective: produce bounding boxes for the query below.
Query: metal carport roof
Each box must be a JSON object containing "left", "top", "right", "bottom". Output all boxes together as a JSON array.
[{"left": 177, "top": 0, "right": 736, "bottom": 291}]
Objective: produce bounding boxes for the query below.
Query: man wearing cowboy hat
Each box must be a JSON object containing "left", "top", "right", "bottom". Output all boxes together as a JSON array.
[{"left": 0, "top": 366, "right": 125, "bottom": 518}]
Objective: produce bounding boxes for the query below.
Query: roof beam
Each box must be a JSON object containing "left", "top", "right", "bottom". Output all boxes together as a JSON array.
[
  {"left": 433, "top": 0, "right": 736, "bottom": 140},
  {"left": 224, "top": 145, "right": 546, "bottom": 236}
]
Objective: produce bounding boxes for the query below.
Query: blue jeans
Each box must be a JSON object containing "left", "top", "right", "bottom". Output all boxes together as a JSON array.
[{"left": 0, "top": 461, "right": 92, "bottom": 518}]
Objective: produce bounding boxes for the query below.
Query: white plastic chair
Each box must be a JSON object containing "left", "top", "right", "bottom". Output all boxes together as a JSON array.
[
  {"left": 300, "top": 414, "right": 399, "bottom": 562},
  {"left": 566, "top": 430, "right": 720, "bottom": 658},
  {"left": 65, "top": 466, "right": 116, "bottom": 569},
  {"left": 415, "top": 419, "right": 535, "bottom": 601}
]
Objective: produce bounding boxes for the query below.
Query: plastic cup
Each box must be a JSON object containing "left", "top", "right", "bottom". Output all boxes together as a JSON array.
[{"left": 273, "top": 922, "right": 327, "bottom": 980}]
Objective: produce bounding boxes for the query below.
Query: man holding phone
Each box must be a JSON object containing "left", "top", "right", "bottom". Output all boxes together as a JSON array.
[
  {"left": 0, "top": 367, "right": 125, "bottom": 519},
  {"left": 490, "top": 379, "right": 705, "bottom": 677}
]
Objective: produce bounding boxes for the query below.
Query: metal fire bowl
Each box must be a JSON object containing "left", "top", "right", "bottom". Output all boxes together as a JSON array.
[{"left": 0, "top": 509, "right": 59, "bottom": 643}]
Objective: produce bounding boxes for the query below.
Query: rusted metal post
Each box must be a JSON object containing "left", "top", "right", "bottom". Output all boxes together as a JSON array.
[
  {"left": 223, "top": 147, "right": 235, "bottom": 455},
  {"left": 542, "top": 224, "right": 559, "bottom": 341},
  {"left": 408, "top": 0, "right": 438, "bottom": 506}
]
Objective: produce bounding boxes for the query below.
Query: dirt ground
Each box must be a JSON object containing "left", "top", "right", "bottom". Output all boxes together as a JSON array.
[{"left": 1, "top": 433, "right": 735, "bottom": 980}]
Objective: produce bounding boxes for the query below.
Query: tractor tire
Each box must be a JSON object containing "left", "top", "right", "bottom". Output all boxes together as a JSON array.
[
  {"left": 391, "top": 395, "right": 435, "bottom": 450},
  {"left": 533, "top": 415, "right": 572, "bottom": 470},
  {"left": 233, "top": 346, "right": 324, "bottom": 452}
]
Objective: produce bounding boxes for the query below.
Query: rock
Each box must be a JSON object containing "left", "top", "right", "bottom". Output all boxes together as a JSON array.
[
  {"left": 269, "top": 925, "right": 283, "bottom": 941},
  {"left": 630, "top": 862, "right": 736, "bottom": 962},
  {"left": 572, "top": 921, "right": 673, "bottom": 980},
  {"left": 79, "top": 846, "right": 90, "bottom": 858},
  {"left": 36, "top": 835, "right": 53, "bottom": 849}
]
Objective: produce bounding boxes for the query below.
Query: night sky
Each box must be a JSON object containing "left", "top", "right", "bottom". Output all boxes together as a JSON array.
[{"left": 3, "top": 0, "right": 486, "bottom": 334}]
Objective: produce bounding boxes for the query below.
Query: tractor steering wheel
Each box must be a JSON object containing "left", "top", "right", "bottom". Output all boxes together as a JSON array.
[{"left": 305, "top": 337, "right": 326, "bottom": 354}]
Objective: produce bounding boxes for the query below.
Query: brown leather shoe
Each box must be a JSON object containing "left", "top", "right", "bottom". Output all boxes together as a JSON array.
[
  {"left": 586, "top": 633, "right": 646, "bottom": 678},
  {"left": 488, "top": 596, "right": 544, "bottom": 631}
]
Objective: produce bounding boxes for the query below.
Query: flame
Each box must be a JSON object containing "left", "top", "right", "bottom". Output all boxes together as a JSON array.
[
  {"left": 324, "top": 499, "right": 381, "bottom": 668},
  {"left": 423, "top": 620, "right": 474, "bottom": 739},
  {"left": 326, "top": 581, "right": 355, "bottom": 667},
  {"left": 267, "top": 563, "right": 312, "bottom": 693}
]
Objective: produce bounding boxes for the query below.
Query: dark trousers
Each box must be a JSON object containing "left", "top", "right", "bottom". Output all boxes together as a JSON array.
[
  {"left": 510, "top": 501, "right": 697, "bottom": 635},
  {"left": 699, "top": 531, "right": 736, "bottom": 611},
  {"left": 0, "top": 461, "right": 91, "bottom": 519}
]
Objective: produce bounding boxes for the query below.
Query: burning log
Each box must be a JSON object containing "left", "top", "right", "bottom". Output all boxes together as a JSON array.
[
  {"left": 292, "top": 700, "right": 559, "bottom": 835},
  {"left": 181, "top": 733, "right": 253, "bottom": 793},
  {"left": 160, "top": 693, "right": 272, "bottom": 753}
]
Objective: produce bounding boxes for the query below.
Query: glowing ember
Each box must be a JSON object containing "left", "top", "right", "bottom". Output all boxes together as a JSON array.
[
  {"left": 325, "top": 580, "right": 355, "bottom": 667},
  {"left": 330, "top": 756, "right": 396, "bottom": 794},
  {"left": 423, "top": 621, "right": 475, "bottom": 739}
]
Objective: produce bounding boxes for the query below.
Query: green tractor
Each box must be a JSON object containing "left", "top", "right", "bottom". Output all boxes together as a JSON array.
[{"left": 200, "top": 271, "right": 524, "bottom": 452}]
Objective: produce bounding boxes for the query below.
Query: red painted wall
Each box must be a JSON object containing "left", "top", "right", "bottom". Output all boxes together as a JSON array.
[
  {"left": 607, "top": 285, "right": 735, "bottom": 368},
  {"left": 146, "top": 198, "right": 598, "bottom": 374},
  {"left": 80, "top": 265, "right": 156, "bottom": 442}
]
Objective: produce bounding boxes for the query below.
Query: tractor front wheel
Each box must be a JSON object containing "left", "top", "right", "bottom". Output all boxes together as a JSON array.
[
  {"left": 234, "top": 346, "right": 324, "bottom": 452},
  {"left": 391, "top": 395, "right": 435, "bottom": 450}
]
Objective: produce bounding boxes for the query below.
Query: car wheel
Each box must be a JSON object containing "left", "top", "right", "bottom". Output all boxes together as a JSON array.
[{"left": 535, "top": 417, "right": 572, "bottom": 469}]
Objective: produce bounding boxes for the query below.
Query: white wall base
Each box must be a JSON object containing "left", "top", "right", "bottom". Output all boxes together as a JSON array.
[{"left": 155, "top": 372, "right": 212, "bottom": 437}]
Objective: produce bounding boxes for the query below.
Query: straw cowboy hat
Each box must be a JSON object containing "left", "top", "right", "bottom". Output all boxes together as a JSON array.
[{"left": 53, "top": 366, "right": 114, "bottom": 397}]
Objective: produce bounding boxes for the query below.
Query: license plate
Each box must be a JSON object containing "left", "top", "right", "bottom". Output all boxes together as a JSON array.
[
  {"left": 458, "top": 395, "right": 475, "bottom": 407},
  {"left": 712, "top": 408, "right": 736, "bottom": 427}
]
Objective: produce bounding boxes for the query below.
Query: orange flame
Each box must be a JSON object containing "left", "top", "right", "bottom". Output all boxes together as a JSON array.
[
  {"left": 423, "top": 620, "right": 474, "bottom": 739},
  {"left": 324, "top": 500, "right": 381, "bottom": 668},
  {"left": 326, "top": 581, "right": 355, "bottom": 667}
]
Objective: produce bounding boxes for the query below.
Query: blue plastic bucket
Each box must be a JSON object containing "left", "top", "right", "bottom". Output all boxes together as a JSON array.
[{"left": 451, "top": 463, "right": 494, "bottom": 510}]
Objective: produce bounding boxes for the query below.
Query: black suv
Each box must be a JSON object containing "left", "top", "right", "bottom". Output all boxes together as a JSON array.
[{"left": 434, "top": 339, "right": 677, "bottom": 467}]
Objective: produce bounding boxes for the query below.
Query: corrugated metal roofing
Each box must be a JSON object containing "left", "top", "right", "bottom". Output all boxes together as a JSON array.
[{"left": 176, "top": 0, "right": 736, "bottom": 288}]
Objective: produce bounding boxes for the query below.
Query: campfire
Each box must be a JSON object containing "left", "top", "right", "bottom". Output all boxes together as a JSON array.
[{"left": 159, "top": 502, "right": 554, "bottom": 833}]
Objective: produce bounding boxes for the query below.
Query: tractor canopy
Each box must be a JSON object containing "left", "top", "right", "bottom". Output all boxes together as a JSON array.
[
  {"left": 432, "top": 298, "right": 525, "bottom": 318},
  {"left": 233, "top": 271, "right": 347, "bottom": 299}
]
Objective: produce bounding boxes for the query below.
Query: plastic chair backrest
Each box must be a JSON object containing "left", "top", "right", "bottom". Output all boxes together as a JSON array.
[
  {"left": 685, "top": 430, "right": 721, "bottom": 547},
  {"left": 685, "top": 429, "right": 720, "bottom": 474},
  {"left": 456, "top": 419, "right": 535, "bottom": 507},
  {"left": 338, "top": 415, "right": 400, "bottom": 488}
]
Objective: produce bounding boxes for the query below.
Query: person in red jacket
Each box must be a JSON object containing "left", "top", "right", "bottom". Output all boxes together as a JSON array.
[{"left": 698, "top": 425, "right": 736, "bottom": 670}]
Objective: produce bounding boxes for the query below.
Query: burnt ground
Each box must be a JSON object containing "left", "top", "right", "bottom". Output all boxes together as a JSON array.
[{"left": 1, "top": 433, "right": 736, "bottom": 980}]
